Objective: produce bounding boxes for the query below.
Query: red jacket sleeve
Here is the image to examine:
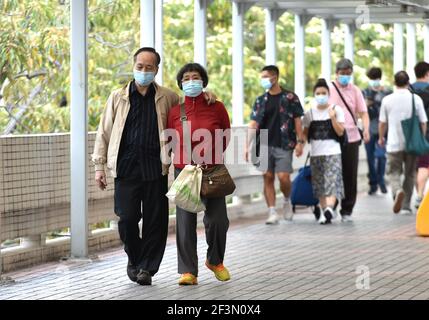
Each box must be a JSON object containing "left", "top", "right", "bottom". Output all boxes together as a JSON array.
[{"left": 217, "top": 102, "right": 231, "bottom": 151}]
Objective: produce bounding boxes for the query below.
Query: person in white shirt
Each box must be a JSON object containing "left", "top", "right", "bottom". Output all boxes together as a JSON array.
[
  {"left": 379, "top": 71, "right": 428, "bottom": 214},
  {"left": 303, "top": 79, "right": 346, "bottom": 224}
]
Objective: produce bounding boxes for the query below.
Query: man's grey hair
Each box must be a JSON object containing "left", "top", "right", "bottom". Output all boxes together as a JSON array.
[{"left": 336, "top": 58, "right": 354, "bottom": 72}]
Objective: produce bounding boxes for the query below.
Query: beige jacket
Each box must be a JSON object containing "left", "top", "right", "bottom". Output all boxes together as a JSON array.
[{"left": 92, "top": 81, "right": 179, "bottom": 178}]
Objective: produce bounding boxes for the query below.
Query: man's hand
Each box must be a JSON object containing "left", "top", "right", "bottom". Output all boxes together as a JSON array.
[
  {"left": 378, "top": 137, "right": 385, "bottom": 148},
  {"left": 363, "top": 129, "right": 370, "bottom": 144},
  {"left": 244, "top": 146, "right": 249, "bottom": 162},
  {"left": 295, "top": 143, "right": 304, "bottom": 157},
  {"left": 95, "top": 170, "right": 107, "bottom": 191},
  {"left": 204, "top": 91, "right": 217, "bottom": 104}
]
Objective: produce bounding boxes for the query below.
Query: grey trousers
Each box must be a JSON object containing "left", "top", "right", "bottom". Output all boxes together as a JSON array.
[
  {"left": 387, "top": 151, "right": 417, "bottom": 210},
  {"left": 175, "top": 168, "right": 229, "bottom": 276}
]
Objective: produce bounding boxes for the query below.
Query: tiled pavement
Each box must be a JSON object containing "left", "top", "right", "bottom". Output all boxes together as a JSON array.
[{"left": 1, "top": 192, "right": 429, "bottom": 300}]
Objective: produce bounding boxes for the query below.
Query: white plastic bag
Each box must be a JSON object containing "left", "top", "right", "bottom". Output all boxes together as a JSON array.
[{"left": 166, "top": 165, "right": 206, "bottom": 213}]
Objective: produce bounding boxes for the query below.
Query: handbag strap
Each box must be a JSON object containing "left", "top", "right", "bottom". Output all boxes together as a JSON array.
[
  {"left": 331, "top": 81, "right": 358, "bottom": 127},
  {"left": 180, "top": 103, "right": 192, "bottom": 164}
]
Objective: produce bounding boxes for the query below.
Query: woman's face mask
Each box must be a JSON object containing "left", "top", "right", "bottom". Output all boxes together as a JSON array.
[
  {"left": 182, "top": 80, "right": 204, "bottom": 97},
  {"left": 315, "top": 94, "right": 329, "bottom": 105},
  {"left": 134, "top": 70, "right": 155, "bottom": 87}
]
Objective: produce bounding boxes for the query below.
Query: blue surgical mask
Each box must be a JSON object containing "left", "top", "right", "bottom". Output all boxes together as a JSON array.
[
  {"left": 260, "top": 78, "right": 273, "bottom": 90},
  {"left": 338, "top": 75, "right": 352, "bottom": 86},
  {"left": 134, "top": 70, "right": 155, "bottom": 86},
  {"left": 182, "top": 80, "right": 203, "bottom": 97},
  {"left": 369, "top": 79, "right": 381, "bottom": 88},
  {"left": 315, "top": 94, "right": 329, "bottom": 105}
]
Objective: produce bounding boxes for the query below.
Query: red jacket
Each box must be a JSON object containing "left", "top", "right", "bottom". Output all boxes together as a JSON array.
[{"left": 167, "top": 93, "right": 231, "bottom": 169}]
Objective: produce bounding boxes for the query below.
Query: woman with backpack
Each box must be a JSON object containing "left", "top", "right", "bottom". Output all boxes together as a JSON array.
[{"left": 303, "top": 79, "right": 346, "bottom": 224}]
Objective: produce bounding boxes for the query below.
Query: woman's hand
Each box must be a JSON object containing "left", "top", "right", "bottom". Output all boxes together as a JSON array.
[{"left": 204, "top": 91, "right": 217, "bottom": 104}]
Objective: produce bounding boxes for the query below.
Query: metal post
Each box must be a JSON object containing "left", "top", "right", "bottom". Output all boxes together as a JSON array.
[
  {"left": 194, "top": 0, "right": 212, "bottom": 68},
  {"left": 155, "top": 0, "right": 164, "bottom": 84},
  {"left": 70, "top": 0, "right": 89, "bottom": 259},
  {"left": 344, "top": 23, "right": 355, "bottom": 63},
  {"left": 394, "top": 23, "right": 404, "bottom": 73},
  {"left": 140, "top": 0, "right": 155, "bottom": 48},
  {"left": 406, "top": 23, "right": 416, "bottom": 82},
  {"left": 424, "top": 23, "right": 429, "bottom": 63},
  {"left": 294, "top": 14, "right": 309, "bottom": 103},
  {"left": 321, "top": 19, "right": 335, "bottom": 81},
  {"left": 265, "top": 9, "right": 277, "bottom": 65},
  {"left": 232, "top": 1, "right": 251, "bottom": 126}
]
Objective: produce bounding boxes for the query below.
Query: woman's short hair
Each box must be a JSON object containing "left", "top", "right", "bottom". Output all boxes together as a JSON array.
[
  {"left": 176, "top": 63, "right": 209, "bottom": 90},
  {"left": 313, "top": 78, "right": 330, "bottom": 93}
]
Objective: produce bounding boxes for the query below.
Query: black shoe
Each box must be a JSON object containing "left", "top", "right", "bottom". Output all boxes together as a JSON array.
[
  {"left": 136, "top": 269, "right": 152, "bottom": 286},
  {"left": 379, "top": 184, "right": 387, "bottom": 194},
  {"left": 368, "top": 185, "right": 378, "bottom": 195},
  {"left": 127, "top": 260, "right": 138, "bottom": 282},
  {"left": 322, "top": 208, "right": 333, "bottom": 225},
  {"left": 313, "top": 206, "right": 321, "bottom": 221}
]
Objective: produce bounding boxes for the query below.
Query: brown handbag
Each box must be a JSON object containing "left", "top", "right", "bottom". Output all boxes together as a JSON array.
[
  {"left": 200, "top": 164, "right": 236, "bottom": 198},
  {"left": 180, "top": 103, "right": 236, "bottom": 198}
]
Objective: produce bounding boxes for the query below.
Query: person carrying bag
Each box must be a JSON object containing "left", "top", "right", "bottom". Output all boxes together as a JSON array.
[{"left": 167, "top": 63, "right": 233, "bottom": 286}]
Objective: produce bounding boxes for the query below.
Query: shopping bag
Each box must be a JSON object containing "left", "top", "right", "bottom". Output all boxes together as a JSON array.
[
  {"left": 166, "top": 164, "right": 206, "bottom": 213},
  {"left": 401, "top": 94, "right": 429, "bottom": 156}
]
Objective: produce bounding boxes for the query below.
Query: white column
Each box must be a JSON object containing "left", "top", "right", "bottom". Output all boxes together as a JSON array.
[
  {"left": 394, "top": 23, "right": 404, "bottom": 73},
  {"left": 344, "top": 23, "right": 355, "bottom": 63},
  {"left": 194, "top": 0, "right": 212, "bottom": 67},
  {"left": 70, "top": 0, "right": 88, "bottom": 258},
  {"left": 321, "top": 19, "right": 334, "bottom": 81},
  {"left": 265, "top": 9, "right": 277, "bottom": 65},
  {"left": 406, "top": 23, "right": 416, "bottom": 82},
  {"left": 294, "top": 14, "right": 307, "bottom": 103},
  {"left": 140, "top": 0, "right": 155, "bottom": 47},
  {"left": 155, "top": 0, "right": 163, "bottom": 84},
  {"left": 232, "top": 2, "right": 250, "bottom": 126},
  {"left": 424, "top": 23, "right": 429, "bottom": 63}
]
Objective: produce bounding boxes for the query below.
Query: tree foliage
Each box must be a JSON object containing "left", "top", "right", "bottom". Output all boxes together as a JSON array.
[{"left": 0, "top": 0, "right": 426, "bottom": 134}]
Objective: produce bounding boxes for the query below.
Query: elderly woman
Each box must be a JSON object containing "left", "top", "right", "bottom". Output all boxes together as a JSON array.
[{"left": 167, "top": 63, "right": 231, "bottom": 285}]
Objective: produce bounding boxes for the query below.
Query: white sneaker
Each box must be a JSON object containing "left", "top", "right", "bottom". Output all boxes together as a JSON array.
[
  {"left": 415, "top": 197, "right": 423, "bottom": 209},
  {"left": 265, "top": 212, "right": 279, "bottom": 225},
  {"left": 283, "top": 200, "right": 293, "bottom": 221},
  {"left": 341, "top": 215, "right": 353, "bottom": 223},
  {"left": 400, "top": 208, "right": 413, "bottom": 215}
]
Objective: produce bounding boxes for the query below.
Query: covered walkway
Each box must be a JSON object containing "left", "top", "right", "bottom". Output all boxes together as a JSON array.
[{"left": 2, "top": 193, "right": 429, "bottom": 300}]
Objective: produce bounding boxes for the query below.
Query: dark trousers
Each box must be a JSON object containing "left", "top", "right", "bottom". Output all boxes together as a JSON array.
[
  {"left": 114, "top": 174, "right": 169, "bottom": 276},
  {"left": 365, "top": 134, "right": 386, "bottom": 188},
  {"left": 175, "top": 168, "right": 229, "bottom": 276},
  {"left": 339, "top": 141, "right": 360, "bottom": 216}
]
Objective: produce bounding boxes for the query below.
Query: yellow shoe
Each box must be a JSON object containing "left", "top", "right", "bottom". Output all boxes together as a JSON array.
[
  {"left": 205, "top": 261, "right": 231, "bottom": 281},
  {"left": 178, "top": 273, "right": 198, "bottom": 285}
]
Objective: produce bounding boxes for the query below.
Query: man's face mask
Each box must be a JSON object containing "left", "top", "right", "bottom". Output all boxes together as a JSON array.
[{"left": 134, "top": 70, "right": 155, "bottom": 86}]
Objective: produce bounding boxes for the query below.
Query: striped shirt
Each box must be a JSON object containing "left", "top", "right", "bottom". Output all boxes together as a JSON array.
[{"left": 116, "top": 81, "right": 162, "bottom": 181}]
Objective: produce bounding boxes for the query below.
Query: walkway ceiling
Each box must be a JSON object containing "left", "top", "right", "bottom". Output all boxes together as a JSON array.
[{"left": 235, "top": 0, "right": 429, "bottom": 24}]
